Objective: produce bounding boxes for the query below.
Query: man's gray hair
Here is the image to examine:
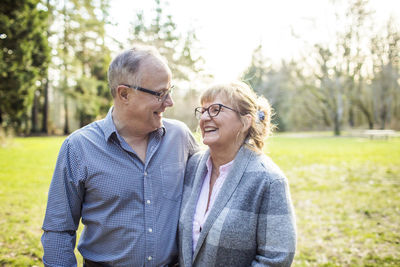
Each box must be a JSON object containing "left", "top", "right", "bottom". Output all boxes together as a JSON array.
[{"left": 108, "top": 46, "right": 167, "bottom": 98}]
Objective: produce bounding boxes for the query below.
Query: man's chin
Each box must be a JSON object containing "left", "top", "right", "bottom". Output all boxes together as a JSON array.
[{"left": 152, "top": 119, "right": 163, "bottom": 129}]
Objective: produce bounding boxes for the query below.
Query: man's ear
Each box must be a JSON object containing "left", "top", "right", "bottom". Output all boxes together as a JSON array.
[
  {"left": 241, "top": 114, "right": 252, "bottom": 133},
  {"left": 116, "top": 85, "right": 129, "bottom": 102}
]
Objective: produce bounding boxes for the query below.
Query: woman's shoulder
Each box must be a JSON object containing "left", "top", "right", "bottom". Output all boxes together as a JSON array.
[
  {"left": 245, "top": 150, "right": 287, "bottom": 183},
  {"left": 188, "top": 149, "right": 206, "bottom": 163},
  {"left": 185, "top": 150, "right": 207, "bottom": 173}
]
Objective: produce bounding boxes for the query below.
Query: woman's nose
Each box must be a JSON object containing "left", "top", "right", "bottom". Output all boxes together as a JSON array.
[{"left": 200, "top": 111, "right": 211, "bottom": 120}]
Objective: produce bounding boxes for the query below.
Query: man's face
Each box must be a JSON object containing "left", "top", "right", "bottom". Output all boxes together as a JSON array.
[{"left": 125, "top": 57, "right": 173, "bottom": 134}]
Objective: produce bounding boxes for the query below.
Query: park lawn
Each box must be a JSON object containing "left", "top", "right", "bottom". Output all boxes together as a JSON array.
[
  {"left": 267, "top": 136, "right": 400, "bottom": 266},
  {"left": 0, "top": 135, "right": 399, "bottom": 266}
]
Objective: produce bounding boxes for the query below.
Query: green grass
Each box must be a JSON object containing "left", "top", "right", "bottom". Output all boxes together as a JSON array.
[
  {"left": 0, "top": 135, "right": 399, "bottom": 266},
  {"left": 266, "top": 136, "right": 400, "bottom": 266},
  {"left": 0, "top": 137, "right": 63, "bottom": 266}
]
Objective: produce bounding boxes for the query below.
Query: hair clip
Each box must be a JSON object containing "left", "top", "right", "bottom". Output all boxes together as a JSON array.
[{"left": 257, "top": 110, "right": 265, "bottom": 122}]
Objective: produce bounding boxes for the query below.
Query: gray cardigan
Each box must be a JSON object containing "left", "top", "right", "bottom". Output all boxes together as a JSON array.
[{"left": 179, "top": 146, "right": 296, "bottom": 267}]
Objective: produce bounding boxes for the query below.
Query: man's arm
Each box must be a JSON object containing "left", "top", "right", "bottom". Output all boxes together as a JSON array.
[
  {"left": 41, "top": 230, "right": 78, "bottom": 267},
  {"left": 41, "top": 138, "right": 85, "bottom": 267}
]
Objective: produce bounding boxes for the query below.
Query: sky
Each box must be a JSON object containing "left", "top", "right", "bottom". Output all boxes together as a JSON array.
[{"left": 107, "top": 0, "right": 400, "bottom": 82}]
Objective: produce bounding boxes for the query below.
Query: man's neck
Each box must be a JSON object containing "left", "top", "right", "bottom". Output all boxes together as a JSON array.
[{"left": 112, "top": 109, "right": 149, "bottom": 162}]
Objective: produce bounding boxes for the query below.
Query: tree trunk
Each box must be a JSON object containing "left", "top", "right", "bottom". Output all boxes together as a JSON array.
[
  {"left": 41, "top": 77, "right": 49, "bottom": 134},
  {"left": 334, "top": 114, "right": 341, "bottom": 136},
  {"left": 380, "top": 105, "right": 387, "bottom": 130},
  {"left": 368, "top": 120, "right": 373, "bottom": 129},
  {"left": 348, "top": 106, "right": 355, "bottom": 127},
  {"left": 31, "top": 90, "right": 39, "bottom": 133},
  {"left": 356, "top": 99, "right": 374, "bottom": 129},
  {"left": 64, "top": 95, "right": 69, "bottom": 134}
]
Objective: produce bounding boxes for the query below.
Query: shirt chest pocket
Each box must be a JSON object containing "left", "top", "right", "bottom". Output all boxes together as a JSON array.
[{"left": 161, "top": 162, "right": 185, "bottom": 201}]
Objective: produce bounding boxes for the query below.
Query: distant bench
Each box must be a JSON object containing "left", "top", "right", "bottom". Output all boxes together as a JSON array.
[{"left": 363, "top": 129, "right": 397, "bottom": 139}]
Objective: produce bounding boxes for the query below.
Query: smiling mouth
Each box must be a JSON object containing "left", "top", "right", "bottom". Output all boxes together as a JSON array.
[{"left": 204, "top": 127, "right": 217, "bottom": 133}]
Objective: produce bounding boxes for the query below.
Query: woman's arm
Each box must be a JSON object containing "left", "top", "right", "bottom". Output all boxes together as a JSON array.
[{"left": 252, "top": 178, "right": 297, "bottom": 267}]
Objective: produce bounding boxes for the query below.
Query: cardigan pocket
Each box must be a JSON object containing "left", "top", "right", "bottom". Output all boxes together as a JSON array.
[{"left": 161, "top": 162, "right": 185, "bottom": 200}]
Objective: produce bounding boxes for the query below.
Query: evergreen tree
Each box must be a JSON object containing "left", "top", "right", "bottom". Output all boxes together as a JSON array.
[{"left": 0, "top": 0, "right": 50, "bottom": 134}]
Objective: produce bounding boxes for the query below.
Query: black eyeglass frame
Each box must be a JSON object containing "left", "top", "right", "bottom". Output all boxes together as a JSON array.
[
  {"left": 120, "top": 84, "right": 174, "bottom": 102},
  {"left": 195, "top": 103, "right": 242, "bottom": 120}
]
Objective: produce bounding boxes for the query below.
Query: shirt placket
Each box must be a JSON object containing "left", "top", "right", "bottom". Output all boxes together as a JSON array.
[
  {"left": 143, "top": 167, "right": 155, "bottom": 266},
  {"left": 143, "top": 132, "right": 161, "bottom": 267}
]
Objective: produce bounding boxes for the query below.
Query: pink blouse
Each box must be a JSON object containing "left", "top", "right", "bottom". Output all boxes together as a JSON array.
[{"left": 192, "top": 156, "right": 234, "bottom": 252}]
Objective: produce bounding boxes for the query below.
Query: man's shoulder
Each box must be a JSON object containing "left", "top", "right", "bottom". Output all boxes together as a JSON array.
[
  {"left": 162, "top": 118, "right": 193, "bottom": 136},
  {"left": 65, "top": 119, "right": 105, "bottom": 145},
  {"left": 162, "top": 118, "right": 190, "bottom": 130}
]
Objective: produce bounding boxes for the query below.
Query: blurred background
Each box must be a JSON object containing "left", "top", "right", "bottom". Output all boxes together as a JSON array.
[
  {"left": 1, "top": 0, "right": 400, "bottom": 266},
  {"left": 1, "top": 0, "right": 400, "bottom": 136}
]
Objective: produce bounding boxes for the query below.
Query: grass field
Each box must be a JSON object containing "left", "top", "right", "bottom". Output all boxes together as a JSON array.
[{"left": 0, "top": 135, "right": 399, "bottom": 266}]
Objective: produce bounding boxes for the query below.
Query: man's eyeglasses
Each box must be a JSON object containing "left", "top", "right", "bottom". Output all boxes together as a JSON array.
[
  {"left": 120, "top": 84, "right": 174, "bottom": 102},
  {"left": 195, "top": 103, "right": 241, "bottom": 120}
]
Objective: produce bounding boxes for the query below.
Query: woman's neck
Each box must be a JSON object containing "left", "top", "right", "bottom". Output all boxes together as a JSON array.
[{"left": 209, "top": 144, "right": 240, "bottom": 170}]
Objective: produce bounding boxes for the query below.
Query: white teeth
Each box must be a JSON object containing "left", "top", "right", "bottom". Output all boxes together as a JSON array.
[{"left": 204, "top": 127, "right": 217, "bottom": 132}]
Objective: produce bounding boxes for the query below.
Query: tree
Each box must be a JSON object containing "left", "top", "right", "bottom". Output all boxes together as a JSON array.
[
  {"left": 242, "top": 44, "right": 268, "bottom": 92},
  {"left": 50, "top": 0, "right": 112, "bottom": 133},
  {"left": 338, "top": 0, "right": 374, "bottom": 129},
  {"left": 130, "top": 0, "right": 204, "bottom": 81},
  {"left": 129, "top": 0, "right": 207, "bottom": 129},
  {"left": 370, "top": 18, "right": 400, "bottom": 129},
  {"left": 242, "top": 45, "right": 295, "bottom": 131},
  {"left": 0, "top": 0, "right": 50, "bottom": 134},
  {"left": 71, "top": 0, "right": 112, "bottom": 127}
]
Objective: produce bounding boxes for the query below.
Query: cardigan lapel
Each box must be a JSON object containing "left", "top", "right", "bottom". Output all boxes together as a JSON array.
[
  {"left": 181, "top": 150, "right": 210, "bottom": 267},
  {"left": 192, "top": 146, "right": 254, "bottom": 262}
]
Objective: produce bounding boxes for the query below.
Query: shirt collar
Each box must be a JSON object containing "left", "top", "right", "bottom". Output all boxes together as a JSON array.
[
  {"left": 102, "top": 106, "right": 117, "bottom": 142},
  {"left": 205, "top": 155, "right": 234, "bottom": 175},
  {"left": 102, "top": 106, "right": 166, "bottom": 142}
]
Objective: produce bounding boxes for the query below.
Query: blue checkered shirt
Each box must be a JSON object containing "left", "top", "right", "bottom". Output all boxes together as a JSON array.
[{"left": 41, "top": 108, "right": 198, "bottom": 267}]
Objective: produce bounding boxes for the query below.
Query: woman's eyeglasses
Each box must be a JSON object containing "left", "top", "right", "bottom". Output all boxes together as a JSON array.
[{"left": 195, "top": 103, "right": 241, "bottom": 120}]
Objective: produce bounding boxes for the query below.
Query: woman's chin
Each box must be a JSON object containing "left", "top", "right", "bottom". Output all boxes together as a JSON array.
[
  {"left": 203, "top": 140, "right": 213, "bottom": 148},
  {"left": 203, "top": 139, "right": 221, "bottom": 150}
]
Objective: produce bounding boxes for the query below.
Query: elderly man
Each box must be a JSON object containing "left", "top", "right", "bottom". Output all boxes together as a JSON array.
[{"left": 41, "top": 46, "right": 198, "bottom": 266}]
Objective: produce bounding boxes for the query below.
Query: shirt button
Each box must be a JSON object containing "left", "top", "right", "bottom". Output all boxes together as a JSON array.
[
  {"left": 148, "top": 228, "right": 153, "bottom": 233},
  {"left": 147, "top": 256, "right": 152, "bottom": 261},
  {"left": 146, "top": 200, "right": 151, "bottom": 204},
  {"left": 144, "top": 171, "right": 148, "bottom": 176}
]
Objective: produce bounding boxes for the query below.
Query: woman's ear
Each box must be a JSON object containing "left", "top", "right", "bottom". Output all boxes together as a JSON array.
[{"left": 241, "top": 114, "right": 252, "bottom": 133}]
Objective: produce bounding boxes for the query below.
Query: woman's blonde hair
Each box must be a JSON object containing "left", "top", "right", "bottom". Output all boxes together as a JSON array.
[{"left": 200, "top": 81, "right": 275, "bottom": 152}]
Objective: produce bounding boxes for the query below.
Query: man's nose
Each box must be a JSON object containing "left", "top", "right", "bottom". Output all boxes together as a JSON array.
[{"left": 163, "top": 93, "right": 174, "bottom": 107}]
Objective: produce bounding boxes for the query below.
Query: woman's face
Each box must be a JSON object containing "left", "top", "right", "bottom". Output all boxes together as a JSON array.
[{"left": 199, "top": 95, "right": 245, "bottom": 151}]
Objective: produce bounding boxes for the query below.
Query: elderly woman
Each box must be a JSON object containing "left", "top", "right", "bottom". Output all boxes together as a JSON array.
[{"left": 179, "top": 81, "right": 296, "bottom": 266}]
